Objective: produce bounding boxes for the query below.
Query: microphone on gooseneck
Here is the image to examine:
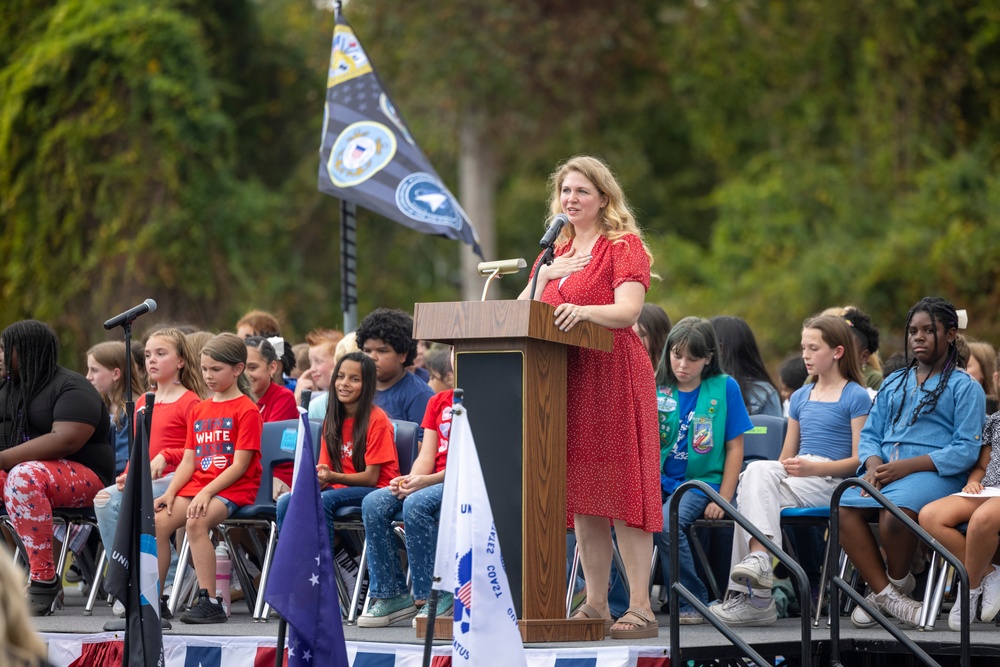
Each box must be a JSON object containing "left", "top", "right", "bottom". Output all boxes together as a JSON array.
[{"left": 538, "top": 213, "right": 569, "bottom": 248}]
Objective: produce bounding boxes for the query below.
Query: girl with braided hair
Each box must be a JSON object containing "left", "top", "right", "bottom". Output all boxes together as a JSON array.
[
  {"left": 839, "top": 298, "right": 986, "bottom": 629},
  {"left": 0, "top": 320, "right": 113, "bottom": 615}
]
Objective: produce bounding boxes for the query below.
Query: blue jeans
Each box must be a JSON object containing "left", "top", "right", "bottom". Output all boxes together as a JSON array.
[
  {"left": 94, "top": 475, "right": 178, "bottom": 585},
  {"left": 362, "top": 484, "right": 443, "bottom": 601},
  {"left": 653, "top": 491, "right": 711, "bottom": 613},
  {"left": 277, "top": 485, "right": 376, "bottom": 552}
]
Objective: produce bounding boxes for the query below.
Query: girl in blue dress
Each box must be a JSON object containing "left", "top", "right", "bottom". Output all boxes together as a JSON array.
[{"left": 839, "top": 297, "right": 986, "bottom": 628}]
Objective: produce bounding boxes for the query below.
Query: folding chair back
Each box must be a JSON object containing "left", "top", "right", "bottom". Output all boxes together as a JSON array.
[{"left": 742, "top": 414, "right": 786, "bottom": 469}]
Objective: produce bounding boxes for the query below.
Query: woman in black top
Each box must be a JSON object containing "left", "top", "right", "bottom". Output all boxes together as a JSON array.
[{"left": 0, "top": 321, "right": 112, "bottom": 615}]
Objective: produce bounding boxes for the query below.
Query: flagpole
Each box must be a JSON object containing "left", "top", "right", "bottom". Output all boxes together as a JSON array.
[
  {"left": 422, "top": 389, "right": 461, "bottom": 667},
  {"left": 340, "top": 199, "right": 358, "bottom": 332},
  {"left": 274, "top": 616, "right": 287, "bottom": 667}
]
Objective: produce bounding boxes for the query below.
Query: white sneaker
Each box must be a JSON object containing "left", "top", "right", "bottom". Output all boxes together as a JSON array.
[
  {"left": 851, "top": 573, "right": 916, "bottom": 629},
  {"left": 851, "top": 592, "right": 878, "bottom": 628},
  {"left": 730, "top": 552, "right": 774, "bottom": 591},
  {"left": 892, "top": 572, "right": 916, "bottom": 596},
  {"left": 979, "top": 565, "right": 1000, "bottom": 622},
  {"left": 875, "top": 586, "right": 921, "bottom": 627},
  {"left": 708, "top": 592, "right": 777, "bottom": 626},
  {"left": 948, "top": 584, "right": 981, "bottom": 632}
]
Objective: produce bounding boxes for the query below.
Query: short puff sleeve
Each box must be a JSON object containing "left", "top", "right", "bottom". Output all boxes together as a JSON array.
[{"left": 610, "top": 234, "right": 651, "bottom": 291}]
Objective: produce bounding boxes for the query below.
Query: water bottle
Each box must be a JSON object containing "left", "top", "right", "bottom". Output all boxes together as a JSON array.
[{"left": 215, "top": 543, "right": 232, "bottom": 617}]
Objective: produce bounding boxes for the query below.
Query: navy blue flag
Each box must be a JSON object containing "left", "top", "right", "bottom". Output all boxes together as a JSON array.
[
  {"left": 264, "top": 412, "right": 348, "bottom": 667},
  {"left": 319, "top": 7, "right": 483, "bottom": 257},
  {"left": 104, "top": 393, "right": 164, "bottom": 667}
]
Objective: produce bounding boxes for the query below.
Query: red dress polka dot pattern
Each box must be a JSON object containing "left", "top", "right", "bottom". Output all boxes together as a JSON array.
[{"left": 536, "top": 233, "right": 662, "bottom": 532}]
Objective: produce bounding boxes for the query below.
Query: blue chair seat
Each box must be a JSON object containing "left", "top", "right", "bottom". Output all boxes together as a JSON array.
[
  {"left": 781, "top": 506, "right": 830, "bottom": 519},
  {"left": 229, "top": 506, "right": 276, "bottom": 521}
]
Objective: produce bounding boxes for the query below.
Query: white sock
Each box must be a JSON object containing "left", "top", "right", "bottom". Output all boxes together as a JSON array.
[
  {"left": 888, "top": 573, "right": 910, "bottom": 590},
  {"left": 878, "top": 583, "right": 894, "bottom": 597}
]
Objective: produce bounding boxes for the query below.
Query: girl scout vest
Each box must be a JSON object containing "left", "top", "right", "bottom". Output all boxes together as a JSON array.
[{"left": 658, "top": 374, "right": 729, "bottom": 487}]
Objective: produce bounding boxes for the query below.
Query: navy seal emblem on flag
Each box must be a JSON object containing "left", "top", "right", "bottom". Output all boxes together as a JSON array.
[
  {"left": 395, "top": 172, "right": 465, "bottom": 231},
  {"left": 455, "top": 549, "right": 473, "bottom": 634},
  {"left": 328, "top": 121, "right": 397, "bottom": 187}
]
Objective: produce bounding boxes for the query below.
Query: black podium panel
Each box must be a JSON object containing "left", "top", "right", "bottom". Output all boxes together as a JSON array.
[{"left": 455, "top": 350, "right": 525, "bottom": 615}]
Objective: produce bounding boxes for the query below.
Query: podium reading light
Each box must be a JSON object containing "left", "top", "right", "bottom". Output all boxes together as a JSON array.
[{"left": 477, "top": 258, "right": 527, "bottom": 301}]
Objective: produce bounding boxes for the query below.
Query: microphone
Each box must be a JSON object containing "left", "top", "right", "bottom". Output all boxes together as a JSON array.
[
  {"left": 538, "top": 213, "right": 569, "bottom": 248},
  {"left": 103, "top": 299, "right": 157, "bottom": 330}
]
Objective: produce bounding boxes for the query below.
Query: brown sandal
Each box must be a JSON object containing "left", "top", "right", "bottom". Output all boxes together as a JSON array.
[
  {"left": 571, "top": 603, "right": 614, "bottom": 636},
  {"left": 610, "top": 607, "right": 658, "bottom": 639}
]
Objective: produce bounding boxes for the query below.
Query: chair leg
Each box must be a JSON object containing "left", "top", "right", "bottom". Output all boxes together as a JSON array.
[
  {"left": 925, "top": 560, "right": 951, "bottom": 631},
  {"left": 918, "top": 554, "right": 940, "bottom": 630},
  {"left": 253, "top": 522, "right": 278, "bottom": 621},
  {"left": 221, "top": 527, "right": 256, "bottom": 616},
  {"left": 347, "top": 540, "right": 367, "bottom": 623},
  {"left": 814, "top": 536, "right": 832, "bottom": 628},
  {"left": 688, "top": 525, "right": 722, "bottom": 602},
  {"left": 84, "top": 547, "right": 106, "bottom": 615},
  {"left": 168, "top": 533, "right": 191, "bottom": 616},
  {"left": 51, "top": 518, "right": 72, "bottom": 613},
  {"left": 611, "top": 539, "right": 631, "bottom": 601},
  {"left": 566, "top": 542, "right": 581, "bottom": 617}
]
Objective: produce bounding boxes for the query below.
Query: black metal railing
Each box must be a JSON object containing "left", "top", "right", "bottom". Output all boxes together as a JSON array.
[
  {"left": 668, "top": 480, "right": 812, "bottom": 666},
  {"left": 829, "top": 478, "right": 970, "bottom": 667}
]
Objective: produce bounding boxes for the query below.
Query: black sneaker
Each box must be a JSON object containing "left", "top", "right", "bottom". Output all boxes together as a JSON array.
[
  {"left": 160, "top": 595, "right": 173, "bottom": 621},
  {"left": 64, "top": 562, "right": 84, "bottom": 584},
  {"left": 179, "top": 589, "right": 227, "bottom": 624}
]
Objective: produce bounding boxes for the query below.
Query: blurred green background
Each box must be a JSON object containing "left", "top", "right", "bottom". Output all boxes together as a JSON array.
[{"left": 3, "top": 0, "right": 1000, "bottom": 369}]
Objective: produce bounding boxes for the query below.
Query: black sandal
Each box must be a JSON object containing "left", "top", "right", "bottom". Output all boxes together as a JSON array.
[{"left": 27, "top": 577, "right": 63, "bottom": 616}]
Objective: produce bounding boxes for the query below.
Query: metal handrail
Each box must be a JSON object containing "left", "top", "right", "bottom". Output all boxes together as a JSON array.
[
  {"left": 829, "top": 478, "right": 970, "bottom": 667},
  {"left": 668, "top": 480, "right": 812, "bottom": 667}
]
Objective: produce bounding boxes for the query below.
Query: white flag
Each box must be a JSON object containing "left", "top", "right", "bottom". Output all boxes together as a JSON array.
[{"left": 432, "top": 405, "right": 527, "bottom": 667}]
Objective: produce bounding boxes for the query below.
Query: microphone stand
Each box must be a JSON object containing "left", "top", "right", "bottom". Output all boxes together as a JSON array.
[
  {"left": 528, "top": 243, "right": 556, "bottom": 300},
  {"left": 121, "top": 323, "right": 136, "bottom": 474}
]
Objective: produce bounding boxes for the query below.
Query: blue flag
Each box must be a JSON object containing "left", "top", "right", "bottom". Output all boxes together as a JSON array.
[
  {"left": 264, "top": 412, "right": 348, "bottom": 667},
  {"left": 104, "top": 393, "right": 164, "bottom": 667},
  {"left": 319, "top": 7, "right": 483, "bottom": 257}
]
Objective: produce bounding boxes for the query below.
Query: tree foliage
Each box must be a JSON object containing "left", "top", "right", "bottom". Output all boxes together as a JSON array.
[{"left": 3, "top": 0, "right": 1000, "bottom": 369}]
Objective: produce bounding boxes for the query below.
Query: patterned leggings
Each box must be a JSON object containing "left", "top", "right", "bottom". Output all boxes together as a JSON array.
[{"left": 1, "top": 460, "right": 102, "bottom": 581}]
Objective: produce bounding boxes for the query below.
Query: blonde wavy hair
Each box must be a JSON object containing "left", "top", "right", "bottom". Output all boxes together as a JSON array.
[
  {"left": 546, "top": 155, "right": 655, "bottom": 269},
  {"left": 145, "top": 328, "right": 208, "bottom": 398},
  {"left": 0, "top": 557, "right": 47, "bottom": 667}
]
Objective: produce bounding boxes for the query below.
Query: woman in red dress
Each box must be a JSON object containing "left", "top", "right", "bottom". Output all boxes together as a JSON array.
[{"left": 519, "top": 156, "right": 661, "bottom": 639}]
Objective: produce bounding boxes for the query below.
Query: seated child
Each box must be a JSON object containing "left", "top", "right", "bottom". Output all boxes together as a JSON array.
[
  {"left": 154, "top": 333, "right": 263, "bottom": 625},
  {"left": 357, "top": 388, "right": 454, "bottom": 627},
  {"left": 652, "top": 317, "right": 751, "bottom": 625},
  {"left": 839, "top": 298, "right": 985, "bottom": 629},
  {"left": 920, "top": 411, "right": 1000, "bottom": 630},
  {"left": 710, "top": 315, "right": 871, "bottom": 626},
  {"left": 276, "top": 352, "right": 400, "bottom": 556},
  {"left": 356, "top": 308, "right": 434, "bottom": 427}
]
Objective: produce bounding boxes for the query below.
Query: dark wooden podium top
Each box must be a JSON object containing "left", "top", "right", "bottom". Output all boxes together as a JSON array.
[{"left": 413, "top": 300, "right": 613, "bottom": 352}]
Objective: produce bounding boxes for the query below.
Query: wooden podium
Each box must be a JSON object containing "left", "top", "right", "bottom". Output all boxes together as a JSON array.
[{"left": 413, "top": 300, "right": 612, "bottom": 643}]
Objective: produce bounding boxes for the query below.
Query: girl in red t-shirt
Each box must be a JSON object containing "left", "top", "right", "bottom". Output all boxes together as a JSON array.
[
  {"left": 93, "top": 328, "right": 203, "bottom": 616},
  {"left": 275, "top": 351, "right": 399, "bottom": 539},
  {"left": 245, "top": 336, "right": 299, "bottom": 491},
  {"left": 154, "top": 333, "right": 263, "bottom": 624}
]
